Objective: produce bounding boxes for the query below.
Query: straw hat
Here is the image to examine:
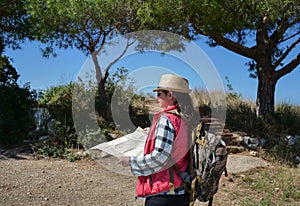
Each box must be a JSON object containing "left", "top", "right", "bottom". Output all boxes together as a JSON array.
[{"left": 153, "top": 74, "right": 191, "bottom": 93}]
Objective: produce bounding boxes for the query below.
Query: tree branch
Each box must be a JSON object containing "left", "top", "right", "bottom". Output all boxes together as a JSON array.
[
  {"left": 280, "top": 30, "right": 300, "bottom": 43},
  {"left": 192, "top": 25, "right": 256, "bottom": 59},
  {"left": 270, "top": 17, "right": 300, "bottom": 47},
  {"left": 96, "top": 27, "right": 114, "bottom": 54},
  {"left": 71, "top": 18, "right": 96, "bottom": 53},
  {"left": 274, "top": 53, "right": 300, "bottom": 81},
  {"left": 82, "top": 17, "right": 95, "bottom": 52},
  {"left": 256, "top": 16, "right": 270, "bottom": 48},
  {"left": 74, "top": 33, "right": 89, "bottom": 52},
  {"left": 210, "top": 35, "right": 256, "bottom": 59},
  {"left": 103, "top": 37, "right": 136, "bottom": 83},
  {"left": 273, "top": 37, "right": 300, "bottom": 69}
]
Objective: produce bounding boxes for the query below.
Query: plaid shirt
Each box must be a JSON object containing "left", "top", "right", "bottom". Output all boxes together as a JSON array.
[{"left": 129, "top": 115, "right": 175, "bottom": 176}]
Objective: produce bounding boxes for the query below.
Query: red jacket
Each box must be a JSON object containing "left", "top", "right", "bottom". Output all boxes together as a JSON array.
[{"left": 135, "top": 105, "right": 190, "bottom": 197}]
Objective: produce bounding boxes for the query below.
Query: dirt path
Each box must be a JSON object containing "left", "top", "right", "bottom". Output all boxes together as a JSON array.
[
  {"left": 0, "top": 152, "right": 272, "bottom": 206},
  {"left": 0, "top": 155, "right": 139, "bottom": 206}
]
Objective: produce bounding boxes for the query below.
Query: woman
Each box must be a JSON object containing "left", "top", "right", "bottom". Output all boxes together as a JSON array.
[{"left": 119, "top": 74, "right": 198, "bottom": 206}]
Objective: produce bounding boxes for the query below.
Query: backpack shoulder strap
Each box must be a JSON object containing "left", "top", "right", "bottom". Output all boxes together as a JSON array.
[{"left": 165, "top": 109, "right": 182, "bottom": 117}]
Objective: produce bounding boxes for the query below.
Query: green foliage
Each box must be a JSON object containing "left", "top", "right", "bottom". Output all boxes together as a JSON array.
[
  {"left": 26, "top": 0, "right": 133, "bottom": 56},
  {"left": 129, "top": 94, "right": 151, "bottom": 129},
  {"left": 30, "top": 109, "right": 82, "bottom": 162},
  {"left": 32, "top": 140, "right": 81, "bottom": 162},
  {"left": 103, "top": 89, "right": 151, "bottom": 134},
  {"left": 36, "top": 143, "right": 66, "bottom": 159},
  {"left": 36, "top": 68, "right": 140, "bottom": 153},
  {"left": 103, "top": 67, "right": 142, "bottom": 132},
  {"left": 0, "top": 1, "right": 36, "bottom": 146},
  {"left": 65, "top": 151, "right": 81, "bottom": 162},
  {"left": 105, "top": 67, "right": 135, "bottom": 108},
  {"left": 131, "top": 0, "right": 189, "bottom": 35},
  {"left": 222, "top": 92, "right": 300, "bottom": 139},
  {"left": 274, "top": 103, "right": 300, "bottom": 135},
  {"left": 0, "top": 0, "right": 32, "bottom": 53},
  {"left": 0, "top": 84, "right": 37, "bottom": 145},
  {"left": 39, "top": 83, "right": 74, "bottom": 128},
  {"left": 38, "top": 82, "right": 77, "bottom": 148},
  {"left": 225, "top": 98, "right": 300, "bottom": 166},
  {"left": 225, "top": 94, "right": 258, "bottom": 135},
  {"left": 192, "top": 88, "right": 227, "bottom": 119},
  {"left": 0, "top": 58, "right": 37, "bottom": 145},
  {"left": 268, "top": 135, "right": 300, "bottom": 167},
  {"left": 0, "top": 56, "right": 20, "bottom": 85},
  {"left": 133, "top": 0, "right": 300, "bottom": 116}
]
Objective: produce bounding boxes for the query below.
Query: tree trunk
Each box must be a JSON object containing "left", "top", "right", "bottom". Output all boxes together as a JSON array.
[
  {"left": 256, "top": 67, "right": 277, "bottom": 117},
  {"left": 90, "top": 52, "right": 108, "bottom": 120},
  {"left": 98, "top": 77, "right": 113, "bottom": 122},
  {"left": 98, "top": 79, "right": 106, "bottom": 112}
]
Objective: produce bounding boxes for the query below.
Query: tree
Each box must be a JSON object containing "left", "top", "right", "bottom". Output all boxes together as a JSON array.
[
  {"left": 0, "top": 56, "right": 19, "bottom": 86},
  {"left": 0, "top": 0, "right": 36, "bottom": 145},
  {"left": 0, "top": 58, "right": 37, "bottom": 145},
  {"left": 26, "top": 0, "right": 136, "bottom": 119},
  {"left": 133, "top": 0, "right": 300, "bottom": 117},
  {"left": 0, "top": 0, "right": 32, "bottom": 54}
]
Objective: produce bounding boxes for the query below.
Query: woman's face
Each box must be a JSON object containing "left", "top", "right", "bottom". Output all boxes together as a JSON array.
[{"left": 156, "top": 91, "right": 174, "bottom": 109}]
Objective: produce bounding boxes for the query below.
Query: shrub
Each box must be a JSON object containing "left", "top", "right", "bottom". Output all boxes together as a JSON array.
[
  {"left": 0, "top": 56, "right": 37, "bottom": 146},
  {"left": 32, "top": 139, "right": 81, "bottom": 162},
  {"left": 274, "top": 103, "right": 300, "bottom": 135},
  {"left": 38, "top": 82, "right": 78, "bottom": 148},
  {"left": 34, "top": 68, "right": 139, "bottom": 155},
  {"left": 192, "top": 88, "right": 227, "bottom": 120}
]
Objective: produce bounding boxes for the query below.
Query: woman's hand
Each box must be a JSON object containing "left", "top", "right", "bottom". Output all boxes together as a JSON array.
[
  {"left": 143, "top": 127, "right": 150, "bottom": 134},
  {"left": 119, "top": 156, "right": 130, "bottom": 167}
]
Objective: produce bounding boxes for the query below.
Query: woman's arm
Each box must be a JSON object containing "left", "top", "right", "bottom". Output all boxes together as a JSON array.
[{"left": 129, "top": 116, "right": 175, "bottom": 176}]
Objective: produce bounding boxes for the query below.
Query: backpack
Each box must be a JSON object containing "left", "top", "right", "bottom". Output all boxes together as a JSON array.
[{"left": 172, "top": 120, "right": 228, "bottom": 206}]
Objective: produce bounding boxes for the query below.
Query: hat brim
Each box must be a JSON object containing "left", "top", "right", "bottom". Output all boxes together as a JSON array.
[{"left": 153, "top": 87, "right": 192, "bottom": 93}]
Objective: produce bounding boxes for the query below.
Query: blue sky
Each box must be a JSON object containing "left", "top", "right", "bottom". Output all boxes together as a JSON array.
[{"left": 4, "top": 37, "right": 300, "bottom": 105}]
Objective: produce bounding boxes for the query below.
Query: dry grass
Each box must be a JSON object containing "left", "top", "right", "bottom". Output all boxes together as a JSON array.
[{"left": 212, "top": 165, "right": 300, "bottom": 206}]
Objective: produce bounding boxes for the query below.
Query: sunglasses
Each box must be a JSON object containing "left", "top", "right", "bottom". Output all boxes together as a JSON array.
[{"left": 156, "top": 90, "right": 169, "bottom": 97}]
